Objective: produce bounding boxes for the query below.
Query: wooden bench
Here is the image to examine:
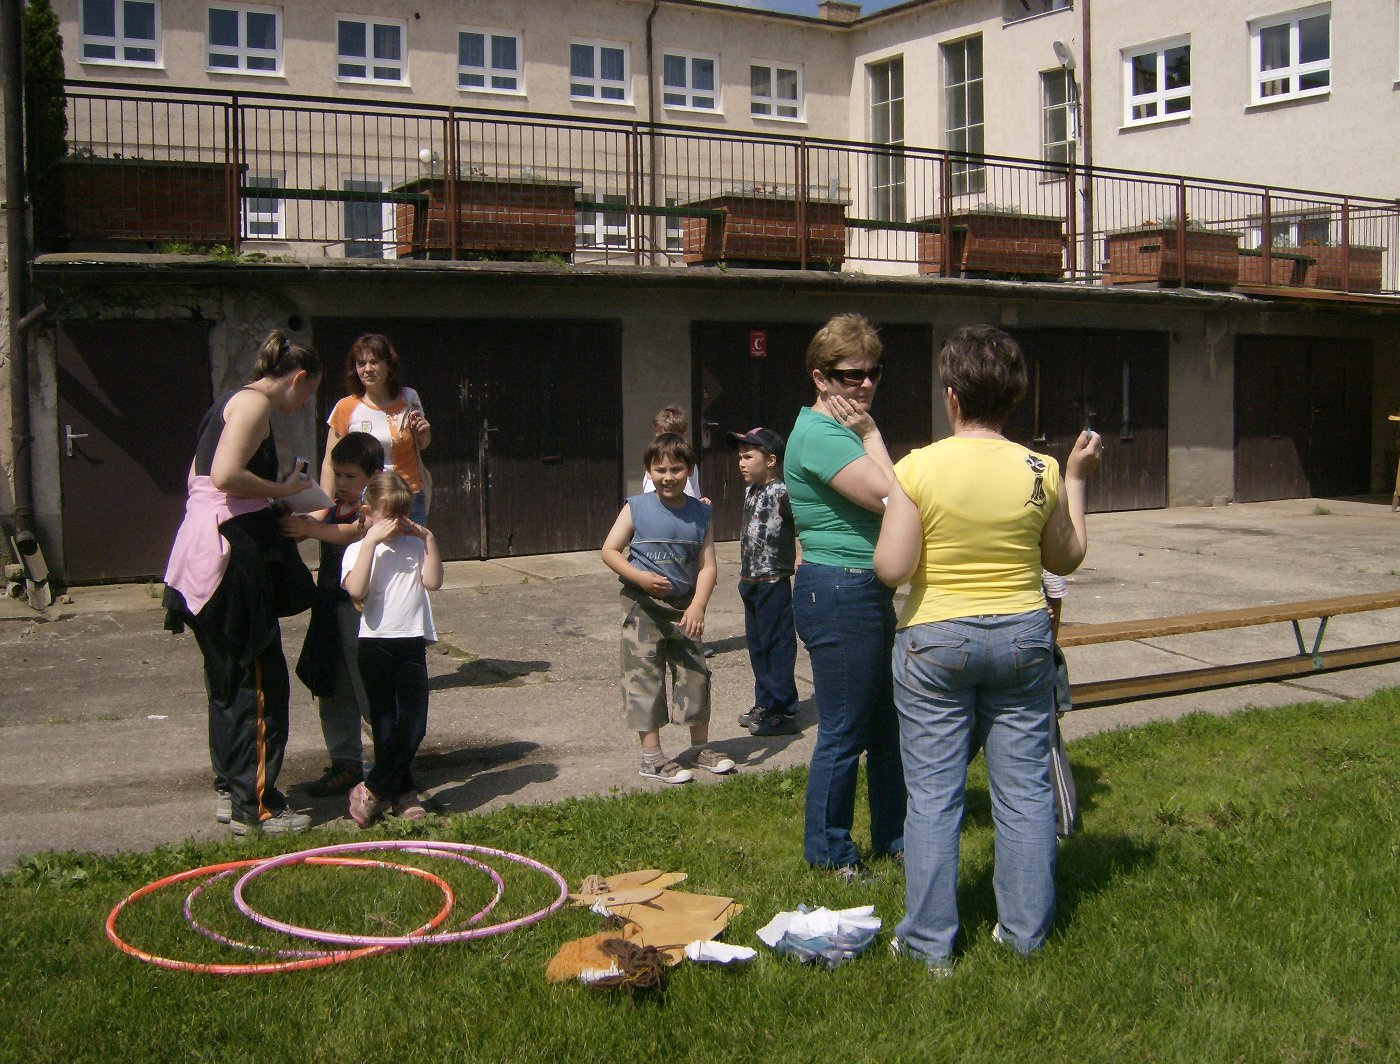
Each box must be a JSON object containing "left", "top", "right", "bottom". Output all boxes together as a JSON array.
[{"left": 1060, "top": 591, "right": 1400, "bottom": 709}]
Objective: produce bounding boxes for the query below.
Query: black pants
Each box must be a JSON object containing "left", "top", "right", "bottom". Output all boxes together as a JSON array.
[{"left": 359, "top": 637, "right": 429, "bottom": 801}]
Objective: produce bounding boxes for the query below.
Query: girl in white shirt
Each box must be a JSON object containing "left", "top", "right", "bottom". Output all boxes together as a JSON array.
[{"left": 342, "top": 471, "right": 443, "bottom": 826}]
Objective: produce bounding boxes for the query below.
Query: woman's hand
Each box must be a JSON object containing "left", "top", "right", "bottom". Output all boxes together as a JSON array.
[
  {"left": 279, "top": 514, "right": 316, "bottom": 541},
  {"left": 272, "top": 465, "right": 308, "bottom": 499},
  {"left": 1066, "top": 430, "right": 1103, "bottom": 480},
  {"left": 407, "top": 407, "right": 431, "bottom": 447},
  {"left": 827, "top": 393, "right": 876, "bottom": 439}
]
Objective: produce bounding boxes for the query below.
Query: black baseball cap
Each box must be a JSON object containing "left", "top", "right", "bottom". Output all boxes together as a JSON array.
[{"left": 727, "top": 427, "right": 785, "bottom": 457}]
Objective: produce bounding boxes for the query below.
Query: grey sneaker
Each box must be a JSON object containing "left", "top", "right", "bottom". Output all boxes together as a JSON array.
[
  {"left": 831, "top": 862, "right": 874, "bottom": 885},
  {"left": 639, "top": 759, "right": 694, "bottom": 785},
  {"left": 231, "top": 807, "right": 311, "bottom": 837},
  {"left": 750, "top": 710, "right": 800, "bottom": 736},
  {"left": 693, "top": 748, "right": 736, "bottom": 774},
  {"left": 215, "top": 791, "right": 232, "bottom": 824},
  {"left": 737, "top": 706, "right": 762, "bottom": 728},
  {"left": 890, "top": 937, "right": 955, "bottom": 979}
]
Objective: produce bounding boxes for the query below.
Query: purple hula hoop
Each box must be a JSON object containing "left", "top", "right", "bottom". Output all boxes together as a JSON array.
[{"left": 232, "top": 840, "right": 568, "bottom": 948}]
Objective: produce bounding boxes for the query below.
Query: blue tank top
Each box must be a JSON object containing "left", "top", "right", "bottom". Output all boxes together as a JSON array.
[{"left": 625, "top": 492, "right": 710, "bottom": 603}]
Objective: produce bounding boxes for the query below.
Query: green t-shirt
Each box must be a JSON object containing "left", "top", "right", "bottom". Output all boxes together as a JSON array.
[{"left": 783, "top": 405, "right": 883, "bottom": 567}]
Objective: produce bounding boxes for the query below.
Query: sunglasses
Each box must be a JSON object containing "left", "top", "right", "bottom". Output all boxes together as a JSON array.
[{"left": 826, "top": 364, "right": 884, "bottom": 387}]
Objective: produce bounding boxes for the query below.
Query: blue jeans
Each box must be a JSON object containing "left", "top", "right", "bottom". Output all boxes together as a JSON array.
[
  {"left": 893, "top": 610, "right": 1057, "bottom": 962},
  {"left": 793, "top": 563, "right": 906, "bottom": 867},
  {"left": 739, "top": 577, "right": 798, "bottom": 715}
]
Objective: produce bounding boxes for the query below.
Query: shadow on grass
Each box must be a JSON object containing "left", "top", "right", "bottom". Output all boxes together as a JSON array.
[{"left": 962, "top": 761, "right": 1110, "bottom": 828}]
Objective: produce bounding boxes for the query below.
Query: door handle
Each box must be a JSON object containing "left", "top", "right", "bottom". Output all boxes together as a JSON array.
[{"left": 65, "top": 425, "right": 90, "bottom": 458}]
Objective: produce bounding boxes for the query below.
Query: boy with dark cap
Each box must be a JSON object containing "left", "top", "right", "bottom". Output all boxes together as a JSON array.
[{"left": 729, "top": 427, "right": 800, "bottom": 736}]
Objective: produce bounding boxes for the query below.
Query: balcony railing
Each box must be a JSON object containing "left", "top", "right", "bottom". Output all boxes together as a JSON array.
[{"left": 29, "top": 79, "right": 1400, "bottom": 294}]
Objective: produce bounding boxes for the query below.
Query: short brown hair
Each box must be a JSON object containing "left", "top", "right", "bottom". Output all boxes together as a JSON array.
[
  {"left": 805, "top": 313, "right": 883, "bottom": 377},
  {"left": 362, "top": 470, "right": 413, "bottom": 518},
  {"left": 651, "top": 405, "right": 688, "bottom": 436},
  {"left": 937, "top": 324, "right": 1027, "bottom": 428},
  {"left": 345, "top": 333, "right": 403, "bottom": 398},
  {"left": 643, "top": 432, "right": 695, "bottom": 472}
]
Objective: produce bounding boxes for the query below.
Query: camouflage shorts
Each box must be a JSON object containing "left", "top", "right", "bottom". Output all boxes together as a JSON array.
[{"left": 619, "top": 587, "right": 711, "bottom": 733}]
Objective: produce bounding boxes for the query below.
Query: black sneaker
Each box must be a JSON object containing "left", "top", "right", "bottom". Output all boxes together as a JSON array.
[
  {"left": 306, "top": 761, "right": 363, "bottom": 797},
  {"left": 737, "top": 706, "right": 763, "bottom": 728},
  {"left": 749, "top": 710, "right": 800, "bottom": 736}
]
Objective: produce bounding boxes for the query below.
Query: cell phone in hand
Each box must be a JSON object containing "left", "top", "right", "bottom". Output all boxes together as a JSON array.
[{"left": 292, "top": 457, "right": 309, "bottom": 479}]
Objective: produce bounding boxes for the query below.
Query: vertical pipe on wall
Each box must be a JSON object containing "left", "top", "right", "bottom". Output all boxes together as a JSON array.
[
  {"left": 2, "top": 0, "right": 34, "bottom": 532},
  {"left": 1080, "top": 0, "right": 1094, "bottom": 278}
]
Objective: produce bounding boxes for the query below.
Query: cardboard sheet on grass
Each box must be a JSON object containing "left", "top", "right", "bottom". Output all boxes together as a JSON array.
[{"left": 568, "top": 869, "right": 743, "bottom": 964}]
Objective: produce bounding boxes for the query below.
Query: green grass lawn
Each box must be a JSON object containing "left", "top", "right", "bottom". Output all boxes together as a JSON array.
[{"left": 3, "top": 692, "right": 1396, "bottom": 1063}]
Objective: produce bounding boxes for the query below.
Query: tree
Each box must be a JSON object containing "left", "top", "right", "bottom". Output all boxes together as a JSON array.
[{"left": 23, "top": 0, "right": 67, "bottom": 205}]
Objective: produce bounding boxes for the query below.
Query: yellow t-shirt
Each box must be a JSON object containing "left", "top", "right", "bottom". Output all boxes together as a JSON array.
[{"left": 893, "top": 436, "right": 1061, "bottom": 629}]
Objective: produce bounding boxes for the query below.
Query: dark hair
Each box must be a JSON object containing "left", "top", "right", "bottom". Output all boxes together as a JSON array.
[
  {"left": 251, "top": 330, "right": 321, "bottom": 381},
  {"left": 362, "top": 470, "right": 413, "bottom": 519},
  {"left": 330, "top": 431, "right": 386, "bottom": 477},
  {"left": 345, "top": 333, "right": 402, "bottom": 398},
  {"left": 805, "top": 313, "right": 883, "bottom": 377},
  {"left": 643, "top": 432, "right": 695, "bottom": 472},
  {"left": 937, "top": 324, "right": 1028, "bottom": 428}
]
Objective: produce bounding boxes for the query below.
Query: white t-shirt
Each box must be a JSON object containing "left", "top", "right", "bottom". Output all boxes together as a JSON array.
[{"left": 342, "top": 535, "right": 436, "bottom": 641}]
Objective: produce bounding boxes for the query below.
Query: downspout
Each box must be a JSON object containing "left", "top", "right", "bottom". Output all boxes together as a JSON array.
[
  {"left": 1080, "top": 0, "right": 1094, "bottom": 277},
  {"left": 645, "top": 0, "right": 661, "bottom": 265},
  {"left": 2, "top": 0, "right": 35, "bottom": 533}
]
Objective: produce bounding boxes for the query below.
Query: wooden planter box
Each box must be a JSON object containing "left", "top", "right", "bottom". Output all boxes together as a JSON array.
[
  {"left": 1237, "top": 247, "right": 1312, "bottom": 286},
  {"left": 55, "top": 157, "right": 239, "bottom": 244},
  {"left": 917, "top": 210, "right": 1065, "bottom": 279},
  {"left": 1104, "top": 226, "right": 1241, "bottom": 287},
  {"left": 393, "top": 176, "right": 579, "bottom": 259},
  {"left": 1281, "top": 244, "right": 1384, "bottom": 293},
  {"left": 682, "top": 193, "right": 847, "bottom": 268}
]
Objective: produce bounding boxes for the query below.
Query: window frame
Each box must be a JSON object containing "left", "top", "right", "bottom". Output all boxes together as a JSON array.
[
  {"left": 1040, "top": 68, "right": 1072, "bottom": 173},
  {"left": 342, "top": 177, "right": 395, "bottom": 260},
  {"left": 1249, "top": 5, "right": 1331, "bottom": 105},
  {"left": 1123, "top": 38, "right": 1192, "bottom": 126},
  {"left": 81, "top": 0, "right": 162, "bottom": 67},
  {"left": 750, "top": 60, "right": 803, "bottom": 121},
  {"left": 242, "top": 173, "right": 284, "bottom": 240},
  {"left": 457, "top": 27, "right": 523, "bottom": 95},
  {"left": 661, "top": 49, "right": 720, "bottom": 112},
  {"left": 206, "top": 3, "right": 282, "bottom": 77},
  {"left": 868, "top": 55, "right": 906, "bottom": 224},
  {"left": 942, "top": 34, "right": 986, "bottom": 197},
  {"left": 335, "top": 14, "right": 407, "bottom": 86},
  {"left": 576, "top": 192, "right": 629, "bottom": 249},
  {"left": 570, "top": 39, "right": 631, "bottom": 104}
]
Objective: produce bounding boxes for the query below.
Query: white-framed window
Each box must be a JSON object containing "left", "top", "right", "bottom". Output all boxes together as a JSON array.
[
  {"left": 1250, "top": 6, "right": 1330, "bottom": 103},
  {"left": 343, "top": 178, "right": 392, "bottom": 259},
  {"left": 577, "top": 193, "right": 628, "bottom": 248},
  {"left": 243, "top": 174, "right": 283, "bottom": 239},
  {"left": 662, "top": 50, "right": 718, "bottom": 111},
  {"left": 207, "top": 4, "right": 280, "bottom": 75},
  {"left": 943, "top": 35, "right": 985, "bottom": 196},
  {"left": 751, "top": 61, "right": 801, "bottom": 120},
  {"left": 570, "top": 40, "right": 629, "bottom": 102},
  {"left": 664, "top": 197, "right": 683, "bottom": 253},
  {"left": 1250, "top": 210, "right": 1330, "bottom": 249},
  {"left": 337, "top": 16, "right": 406, "bottom": 85},
  {"left": 81, "top": 0, "right": 160, "bottom": 65},
  {"left": 1124, "top": 40, "right": 1191, "bottom": 124},
  {"left": 868, "top": 56, "right": 905, "bottom": 223},
  {"left": 1041, "top": 69, "right": 1072, "bottom": 168},
  {"left": 458, "top": 28, "right": 522, "bottom": 93}
]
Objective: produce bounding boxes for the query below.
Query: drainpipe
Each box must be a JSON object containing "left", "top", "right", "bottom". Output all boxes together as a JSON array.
[
  {"left": 645, "top": 0, "right": 661, "bottom": 265},
  {"left": 1080, "top": 0, "right": 1094, "bottom": 277},
  {"left": 2, "top": 0, "right": 34, "bottom": 532}
]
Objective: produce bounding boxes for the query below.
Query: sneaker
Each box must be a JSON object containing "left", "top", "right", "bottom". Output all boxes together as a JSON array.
[
  {"left": 348, "top": 782, "right": 385, "bottom": 827},
  {"left": 215, "top": 791, "right": 232, "bottom": 824},
  {"left": 693, "top": 748, "right": 736, "bottom": 774},
  {"left": 749, "top": 710, "right": 800, "bottom": 736},
  {"left": 392, "top": 792, "right": 427, "bottom": 820},
  {"left": 230, "top": 807, "right": 311, "bottom": 837},
  {"left": 890, "top": 937, "right": 955, "bottom": 979},
  {"left": 639, "top": 759, "right": 694, "bottom": 785},
  {"left": 831, "top": 862, "right": 874, "bottom": 884},
  {"left": 737, "top": 706, "right": 762, "bottom": 729},
  {"left": 306, "top": 761, "right": 362, "bottom": 797}
]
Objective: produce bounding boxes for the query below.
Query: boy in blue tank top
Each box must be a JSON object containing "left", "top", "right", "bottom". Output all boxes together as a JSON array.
[{"left": 602, "top": 433, "right": 734, "bottom": 784}]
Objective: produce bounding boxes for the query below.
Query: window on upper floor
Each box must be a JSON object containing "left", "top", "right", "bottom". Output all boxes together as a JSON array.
[
  {"left": 337, "top": 16, "right": 406, "bottom": 85},
  {"left": 1002, "top": 0, "right": 1070, "bottom": 24},
  {"left": 751, "top": 62, "right": 802, "bottom": 120},
  {"left": 663, "top": 51, "right": 719, "bottom": 111},
  {"left": 1041, "top": 69, "right": 1072, "bottom": 170},
  {"left": 207, "top": 4, "right": 280, "bottom": 75},
  {"left": 459, "top": 29, "right": 522, "bottom": 94},
  {"left": 571, "top": 40, "right": 629, "bottom": 103},
  {"left": 82, "top": 0, "right": 160, "bottom": 65},
  {"left": 243, "top": 174, "right": 283, "bottom": 239},
  {"left": 868, "top": 56, "right": 905, "bottom": 223},
  {"left": 943, "top": 35, "right": 985, "bottom": 196},
  {"left": 1250, "top": 5, "right": 1330, "bottom": 104},
  {"left": 1124, "top": 39, "right": 1191, "bottom": 125}
]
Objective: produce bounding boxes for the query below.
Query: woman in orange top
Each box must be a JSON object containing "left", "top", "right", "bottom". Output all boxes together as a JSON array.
[{"left": 321, "top": 334, "right": 433, "bottom": 523}]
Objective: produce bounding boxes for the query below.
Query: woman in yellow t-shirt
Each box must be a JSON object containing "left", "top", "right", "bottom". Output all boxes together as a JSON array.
[
  {"left": 321, "top": 334, "right": 432, "bottom": 523},
  {"left": 874, "top": 324, "right": 1101, "bottom": 974}
]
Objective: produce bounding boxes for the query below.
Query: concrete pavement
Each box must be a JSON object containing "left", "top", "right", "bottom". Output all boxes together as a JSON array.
[{"left": 2, "top": 496, "right": 1397, "bottom": 870}]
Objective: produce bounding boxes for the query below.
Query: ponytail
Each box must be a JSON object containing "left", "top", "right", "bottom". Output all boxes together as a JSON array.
[{"left": 251, "top": 330, "right": 322, "bottom": 381}]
